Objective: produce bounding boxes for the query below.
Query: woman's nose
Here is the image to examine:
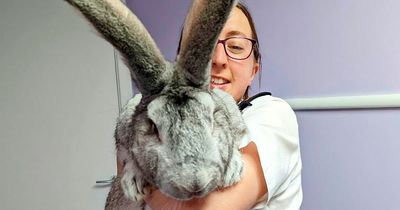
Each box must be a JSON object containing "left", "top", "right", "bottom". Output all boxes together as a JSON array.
[{"left": 212, "top": 43, "right": 228, "bottom": 68}]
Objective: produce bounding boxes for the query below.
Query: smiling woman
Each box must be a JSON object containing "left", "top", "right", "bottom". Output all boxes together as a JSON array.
[
  {"left": 210, "top": 4, "right": 261, "bottom": 103},
  {"left": 145, "top": 2, "right": 303, "bottom": 210}
]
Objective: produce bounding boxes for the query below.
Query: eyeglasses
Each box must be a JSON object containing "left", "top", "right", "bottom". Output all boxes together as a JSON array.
[{"left": 215, "top": 37, "right": 257, "bottom": 60}]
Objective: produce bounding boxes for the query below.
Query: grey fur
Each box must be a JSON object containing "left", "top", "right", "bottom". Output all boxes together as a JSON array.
[
  {"left": 65, "top": 0, "right": 167, "bottom": 96},
  {"left": 176, "top": 0, "right": 237, "bottom": 89},
  {"left": 65, "top": 0, "right": 245, "bottom": 209}
]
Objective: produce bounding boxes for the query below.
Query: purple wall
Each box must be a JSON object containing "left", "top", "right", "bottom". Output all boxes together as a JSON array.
[
  {"left": 126, "top": 1, "right": 400, "bottom": 209},
  {"left": 126, "top": 0, "right": 191, "bottom": 61},
  {"left": 247, "top": 0, "right": 400, "bottom": 98},
  {"left": 298, "top": 110, "right": 400, "bottom": 210}
]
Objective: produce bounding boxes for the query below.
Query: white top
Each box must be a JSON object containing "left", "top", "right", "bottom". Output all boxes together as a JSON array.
[{"left": 239, "top": 95, "right": 303, "bottom": 210}]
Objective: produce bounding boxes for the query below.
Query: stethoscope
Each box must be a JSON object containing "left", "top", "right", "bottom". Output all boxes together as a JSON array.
[{"left": 238, "top": 92, "right": 271, "bottom": 111}]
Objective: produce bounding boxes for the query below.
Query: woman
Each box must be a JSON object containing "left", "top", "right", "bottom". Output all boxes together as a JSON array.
[{"left": 145, "top": 3, "right": 302, "bottom": 210}]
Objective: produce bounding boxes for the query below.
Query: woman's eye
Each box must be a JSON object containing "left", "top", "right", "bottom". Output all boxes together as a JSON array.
[
  {"left": 227, "top": 44, "right": 245, "bottom": 53},
  {"left": 231, "top": 45, "right": 244, "bottom": 50}
]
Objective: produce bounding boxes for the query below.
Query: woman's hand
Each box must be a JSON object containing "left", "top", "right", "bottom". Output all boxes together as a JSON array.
[{"left": 144, "top": 142, "right": 267, "bottom": 210}]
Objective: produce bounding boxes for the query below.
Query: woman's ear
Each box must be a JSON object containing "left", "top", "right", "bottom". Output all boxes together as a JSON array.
[{"left": 249, "top": 62, "right": 260, "bottom": 85}]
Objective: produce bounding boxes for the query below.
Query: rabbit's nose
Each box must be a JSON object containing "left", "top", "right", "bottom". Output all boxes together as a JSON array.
[
  {"left": 190, "top": 181, "right": 211, "bottom": 197},
  {"left": 179, "top": 183, "right": 204, "bottom": 197},
  {"left": 192, "top": 186, "right": 206, "bottom": 197},
  {"left": 192, "top": 183, "right": 203, "bottom": 192}
]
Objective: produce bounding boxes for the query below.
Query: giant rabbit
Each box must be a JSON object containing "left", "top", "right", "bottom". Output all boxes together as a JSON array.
[{"left": 65, "top": 0, "right": 247, "bottom": 209}]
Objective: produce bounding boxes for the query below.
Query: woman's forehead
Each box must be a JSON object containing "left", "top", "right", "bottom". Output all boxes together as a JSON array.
[{"left": 220, "top": 7, "right": 252, "bottom": 38}]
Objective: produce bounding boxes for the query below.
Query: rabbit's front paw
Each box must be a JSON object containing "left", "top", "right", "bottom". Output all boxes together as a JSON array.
[
  {"left": 222, "top": 152, "right": 244, "bottom": 187},
  {"left": 120, "top": 171, "right": 148, "bottom": 202}
]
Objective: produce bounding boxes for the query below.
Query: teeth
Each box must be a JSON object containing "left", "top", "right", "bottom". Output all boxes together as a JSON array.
[{"left": 212, "top": 77, "right": 228, "bottom": 85}]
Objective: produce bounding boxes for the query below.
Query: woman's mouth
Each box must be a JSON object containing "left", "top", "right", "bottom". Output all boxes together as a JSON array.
[{"left": 210, "top": 76, "right": 230, "bottom": 90}]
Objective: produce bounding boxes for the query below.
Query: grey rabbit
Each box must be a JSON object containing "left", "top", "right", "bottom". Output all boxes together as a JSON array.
[{"left": 65, "top": 0, "right": 247, "bottom": 209}]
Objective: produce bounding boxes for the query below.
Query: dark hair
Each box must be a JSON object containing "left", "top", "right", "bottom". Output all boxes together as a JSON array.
[
  {"left": 177, "top": 2, "right": 262, "bottom": 100},
  {"left": 236, "top": 2, "right": 261, "bottom": 100}
]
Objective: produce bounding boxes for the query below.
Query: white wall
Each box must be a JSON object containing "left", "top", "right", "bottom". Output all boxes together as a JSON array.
[{"left": 0, "top": 0, "right": 132, "bottom": 209}]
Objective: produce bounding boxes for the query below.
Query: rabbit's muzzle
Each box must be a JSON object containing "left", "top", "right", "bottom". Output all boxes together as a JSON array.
[{"left": 156, "top": 167, "right": 220, "bottom": 200}]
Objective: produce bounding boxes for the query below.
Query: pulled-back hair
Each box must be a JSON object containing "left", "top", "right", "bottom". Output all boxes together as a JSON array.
[{"left": 235, "top": 2, "right": 261, "bottom": 100}]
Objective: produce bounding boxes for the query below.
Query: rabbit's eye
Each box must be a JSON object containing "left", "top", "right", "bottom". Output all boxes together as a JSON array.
[{"left": 148, "top": 120, "right": 160, "bottom": 140}]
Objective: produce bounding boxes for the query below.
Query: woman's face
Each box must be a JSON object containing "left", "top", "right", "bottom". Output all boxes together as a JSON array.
[{"left": 210, "top": 7, "right": 259, "bottom": 102}]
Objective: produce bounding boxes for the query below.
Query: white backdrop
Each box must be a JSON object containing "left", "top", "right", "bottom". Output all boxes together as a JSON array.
[{"left": 0, "top": 0, "right": 132, "bottom": 209}]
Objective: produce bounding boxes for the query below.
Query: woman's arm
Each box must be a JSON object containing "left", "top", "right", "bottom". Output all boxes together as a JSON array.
[{"left": 144, "top": 141, "right": 268, "bottom": 210}]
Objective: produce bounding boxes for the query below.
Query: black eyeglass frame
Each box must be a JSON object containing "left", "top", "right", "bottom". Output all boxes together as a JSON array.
[{"left": 216, "top": 37, "right": 258, "bottom": 60}]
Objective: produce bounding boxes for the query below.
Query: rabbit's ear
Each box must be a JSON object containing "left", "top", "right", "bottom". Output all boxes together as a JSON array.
[
  {"left": 66, "top": 0, "right": 167, "bottom": 96},
  {"left": 175, "top": 0, "right": 238, "bottom": 89}
]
